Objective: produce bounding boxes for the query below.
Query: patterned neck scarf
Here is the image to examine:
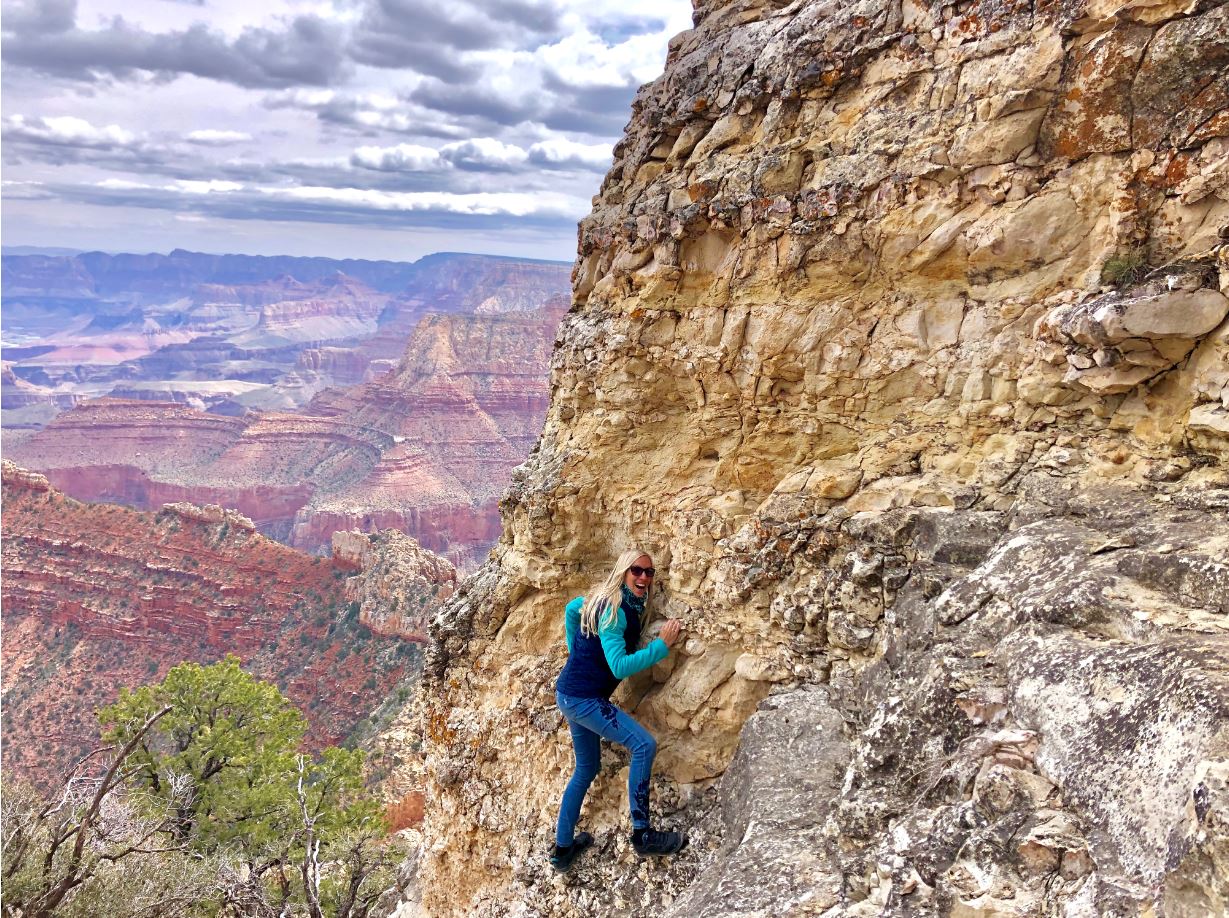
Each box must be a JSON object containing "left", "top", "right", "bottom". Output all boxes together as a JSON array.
[{"left": 620, "top": 583, "right": 646, "bottom": 617}]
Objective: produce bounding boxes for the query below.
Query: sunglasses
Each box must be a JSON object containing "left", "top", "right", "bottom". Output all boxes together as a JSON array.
[{"left": 628, "top": 565, "right": 656, "bottom": 578}]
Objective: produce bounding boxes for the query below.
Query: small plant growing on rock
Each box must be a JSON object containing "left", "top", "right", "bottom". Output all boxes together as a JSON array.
[{"left": 1100, "top": 249, "right": 1148, "bottom": 288}]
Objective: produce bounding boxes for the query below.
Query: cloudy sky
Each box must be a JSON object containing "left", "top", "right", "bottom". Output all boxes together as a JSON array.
[{"left": 1, "top": 0, "right": 693, "bottom": 261}]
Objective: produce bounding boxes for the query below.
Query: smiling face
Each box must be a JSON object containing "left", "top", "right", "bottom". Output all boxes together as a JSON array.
[{"left": 623, "top": 553, "right": 654, "bottom": 598}]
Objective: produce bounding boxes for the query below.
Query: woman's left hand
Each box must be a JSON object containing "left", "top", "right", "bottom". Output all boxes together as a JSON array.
[{"left": 660, "top": 618, "right": 682, "bottom": 647}]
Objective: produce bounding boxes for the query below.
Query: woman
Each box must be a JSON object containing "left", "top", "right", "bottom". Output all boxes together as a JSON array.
[{"left": 550, "top": 549, "right": 686, "bottom": 873}]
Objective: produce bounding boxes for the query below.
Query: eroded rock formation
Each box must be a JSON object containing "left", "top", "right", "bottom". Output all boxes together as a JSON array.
[
  {"left": 0, "top": 462, "right": 451, "bottom": 789},
  {"left": 7, "top": 296, "right": 568, "bottom": 568},
  {"left": 1, "top": 364, "right": 78, "bottom": 432},
  {"left": 333, "top": 528, "right": 458, "bottom": 639},
  {"left": 1, "top": 250, "right": 571, "bottom": 423},
  {"left": 408, "top": 1, "right": 1229, "bottom": 915},
  {"left": 294, "top": 299, "right": 569, "bottom": 566}
]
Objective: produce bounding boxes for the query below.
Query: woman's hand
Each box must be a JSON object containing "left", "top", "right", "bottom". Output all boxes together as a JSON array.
[{"left": 660, "top": 618, "right": 682, "bottom": 647}]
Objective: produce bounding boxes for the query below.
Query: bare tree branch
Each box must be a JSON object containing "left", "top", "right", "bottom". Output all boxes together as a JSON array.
[
  {"left": 22, "top": 705, "right": 173, "bottom": 918},
  {"left": 296, "top": 756, "right": 325, "bottom": 918}
]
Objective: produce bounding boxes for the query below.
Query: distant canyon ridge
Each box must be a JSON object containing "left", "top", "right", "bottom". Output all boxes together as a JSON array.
[{"left": 2, "top": 249, "right": 571, "bottom": 568}]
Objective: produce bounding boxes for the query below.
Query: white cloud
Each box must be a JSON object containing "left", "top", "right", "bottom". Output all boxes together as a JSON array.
[
  {"left": 351, "top": 111, "right": 414, "bottom": 131},
  {"left": 439, "top": 137, "right": 527, "bottom": 170},
  {"left": 96, "top": 178, "right": 157, "bottom": 190},
  {"left": 263, "top": 87, "right": 439, "bottom": 135},
  {"left": 5, "top": 115, "right": 138, "bottom": 148},
  {"left": 350, "top": 143, "right": 443, "bottom": 172},
  {"left": 526, "top": 137, "right": 611, "bottom": 171},
  {"left": 553, "top": 0, "right": 693, "bottom": 32},
  {"left": 265, "top": 88, "right": 403, "bottom": 112},
  {"left": 66, "top": 175, "right": 589, "bottom": 220},
  {"left": 173, "top": 179, "right": 245, "bottom": 194},
  {"left": 260, "top": 185, "right": 585, "bottom": 218},
  {"left": 2, "top": 0, "right": 695, "bottom": 257},
  {"left": 347, "top": 136, "right": 612, "bottom": 175},
  {"left": 1, "top": 179, "right": 51, "bottom": 200},
  {"left": 537, "top": 27, "right": 673, "bottom": 89},
  {"left": 269, "top": 88, "right": 337, "bottom": 108},
  {"left": 185, "top": 129, "right": 252, "bottom": 145}
]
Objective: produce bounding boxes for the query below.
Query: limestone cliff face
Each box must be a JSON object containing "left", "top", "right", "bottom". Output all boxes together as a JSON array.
[
  {"left": 412, "top": 1, "right": 1229, "bottom": 915},
  {"left": 332, "top": 528, "right": 458, "bottom": 639}
]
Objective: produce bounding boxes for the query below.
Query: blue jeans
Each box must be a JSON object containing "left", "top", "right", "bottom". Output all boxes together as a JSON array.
[{"left": 555, "top": 691, "right": 657, "bottom": 846}]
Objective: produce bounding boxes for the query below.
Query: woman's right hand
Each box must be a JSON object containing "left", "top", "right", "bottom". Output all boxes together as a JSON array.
[{"left": 660, "top": 619, "right": 682, "bottom": 647}]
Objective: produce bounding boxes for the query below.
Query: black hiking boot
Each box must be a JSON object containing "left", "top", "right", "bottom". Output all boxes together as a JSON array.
[
  {"left": 631, "top": 827, "right": 687, "bottom": 857},
  {"left": 550, "top": 832, "right": 593, "bottom": 872}
]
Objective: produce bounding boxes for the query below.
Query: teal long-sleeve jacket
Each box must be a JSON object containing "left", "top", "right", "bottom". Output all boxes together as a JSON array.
[{"left": 556, "top": 595, "right": 668, "bottom": 698}]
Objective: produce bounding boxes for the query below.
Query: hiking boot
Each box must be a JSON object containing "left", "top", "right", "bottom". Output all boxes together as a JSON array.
[
  {"left": 631, "top": 827, "right": 687, "bottom": 856},
  {"left": 550, "top": 832, "right": 593, "bottom": 872}
]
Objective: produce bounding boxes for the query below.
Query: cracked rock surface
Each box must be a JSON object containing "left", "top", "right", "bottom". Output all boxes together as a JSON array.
[{"left": 393, "top": 1, "right": 1229, "bottom": 915}]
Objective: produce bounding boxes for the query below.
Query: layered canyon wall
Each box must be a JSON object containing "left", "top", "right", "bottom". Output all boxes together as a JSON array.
[
  {"left": 8, "top": 296, "right": 568, "bottom": 568},
  {"left": 410, "top": 1, "right": 1229, "bottom": 915},
  {"left": 295, "top": 299, "right": 569, "bottom": 566},
  {"left": 1, "top": 251, "right": 571, "bottom": 426},
  {"left": 0, "top": 462, "right": 453, "bottom": 789}
]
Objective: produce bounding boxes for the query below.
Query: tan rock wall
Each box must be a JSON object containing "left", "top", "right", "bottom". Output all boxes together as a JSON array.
[
  {"left": 411, "top": 1, "right": 1229, "bottom": 914},
  {"left": 332, "top": 528, "right": 457, "bottom": 639}
]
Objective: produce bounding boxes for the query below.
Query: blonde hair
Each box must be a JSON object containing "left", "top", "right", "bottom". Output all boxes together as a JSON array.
[{"left": 580, "top": 548, "right": 653, "bottom": 637}]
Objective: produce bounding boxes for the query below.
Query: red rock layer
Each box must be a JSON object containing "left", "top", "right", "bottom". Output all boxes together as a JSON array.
[
  {"left": 6, "top": 297, "right": 568, "bottom": 568},
  {"left": 13, "top": 399, "right": 247, "bottom": 472},
  {"left": 300, "top": 297, "right": 568, "bottom": 500},
  {"left": 0, "top": 463, "right": 423, "bottom": 790},
  {"left": 36, "top": 465, "right": 314, "bottom": 532}
]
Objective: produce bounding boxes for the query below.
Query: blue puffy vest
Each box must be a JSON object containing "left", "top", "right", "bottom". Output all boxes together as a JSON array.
[{"left": 556, "top": 598, "right": 643, "bottom": 699}]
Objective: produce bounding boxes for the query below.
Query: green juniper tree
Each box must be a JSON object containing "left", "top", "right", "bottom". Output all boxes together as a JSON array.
[
  {"left": 4, "top": 657, "right": 399, "bottom": 918},
  {"left": 99, "top": 655, "right": 308, "bottom": 852}
]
